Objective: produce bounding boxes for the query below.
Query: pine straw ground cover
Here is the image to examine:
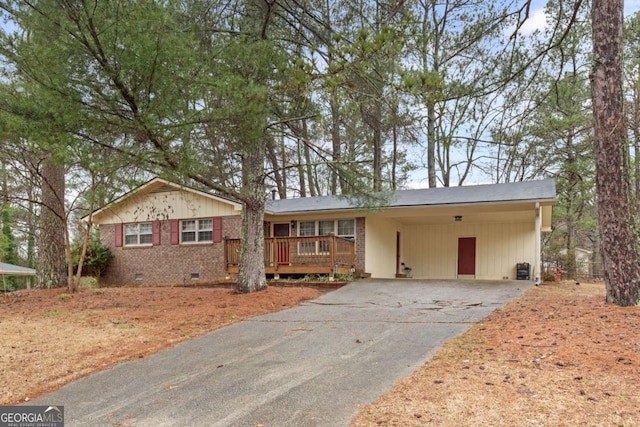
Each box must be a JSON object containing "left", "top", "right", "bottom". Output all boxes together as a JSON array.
[
  {"left": 351, "top": 281, "right": 640, "bottom": 427},
  {"left": 2, "top": 281, "right": 639, "bottom": 426},
  {"left": 0, "top": 285, "right": 320, "bottom": 405}
]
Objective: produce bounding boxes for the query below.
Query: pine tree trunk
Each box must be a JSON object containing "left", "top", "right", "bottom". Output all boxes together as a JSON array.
[
  {"left": 330, "top": 87, "right": 342, "bottom": 195},
  {"left": 297, "top": 137, "right": 307, "bottom": 197},
  {"left": 237, "top": 133, "right": 267, "bottom": 293},
  {"left": 302, "top": 119, "right": 317, "bottom": 197},
  {"left": 36, "top": 159, "right": 67, "bottom": 288},
  {"left": 237, "top": 199, "right": 267, "bottom": 293},
  {"left": 266, "top": 135, "right": 286, "bottom": 199},
  {"left": 591, "top": 0, "right": 640, "bottom": 306},
  {"left": 426, "top": 100, "right": 437, "bottom": 188},
  {"left": 372, "top": 99, "right": 383, "bottom": 192},
  {"left": 237, "top": 150, "right": 267, "bottom": 293},
  {"left": 26, "top": 184, "right": 36, "bottom": 289}
]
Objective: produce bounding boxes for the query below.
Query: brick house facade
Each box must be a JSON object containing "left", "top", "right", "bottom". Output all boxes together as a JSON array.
[
  {"left": 100, "top": 215, "right": 365, "bottom": 286},
  {"left": 91, "top": 179, "right": 366, "bottom": 286},
  {"left": 100, "top": 216, "right": 241, "bottom": 286},
  {"left": 91, "top": 177, "right": 555, "bottom": 284}
]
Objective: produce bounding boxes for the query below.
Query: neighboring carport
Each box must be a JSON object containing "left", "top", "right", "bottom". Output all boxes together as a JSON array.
[{"left": 0, "top": 262, "right": 36, "bottom": 291}]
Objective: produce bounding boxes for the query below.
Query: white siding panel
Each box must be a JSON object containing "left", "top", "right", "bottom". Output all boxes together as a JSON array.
[
  {"left": 365, "top": 217, "right": 402, "bottom": 278},
  {"left": 403, "top": 221, "right": 536, "bottom": 280},
  {"left": 98, "top": 191, "right": 238, "bottom": 224}
]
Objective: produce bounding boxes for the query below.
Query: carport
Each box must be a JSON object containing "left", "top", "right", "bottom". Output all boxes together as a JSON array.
[
  {"left": 362, "top": 180, "right": 555, "bottom": 281},
  {"left": 1, "top": 262, "right": 36, "bottom": 291}
]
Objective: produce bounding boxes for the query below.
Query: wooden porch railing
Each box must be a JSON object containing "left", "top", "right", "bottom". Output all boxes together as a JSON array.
[{"left": 224, "top": 235, "right": 355, "bottom": 276}]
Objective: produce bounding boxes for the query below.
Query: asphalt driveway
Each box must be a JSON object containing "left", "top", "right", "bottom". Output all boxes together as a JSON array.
[{"left": 30, "top": 279, "right": 532, "bottom": 426}]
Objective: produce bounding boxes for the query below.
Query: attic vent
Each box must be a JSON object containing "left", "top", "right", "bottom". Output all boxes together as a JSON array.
[{"left": 151, "top": 184, "right": 176, "bottom": 194}]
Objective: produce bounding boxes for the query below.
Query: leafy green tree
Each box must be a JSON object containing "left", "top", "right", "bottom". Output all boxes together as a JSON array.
[
  {"left": 402, "top": 0, "right": 518, "bottom": 187},
  {"left": 0, "top": 0, "right": 338, "bottom": 293},
  {"left": 71, "top": 230, "right": 112, "bottom": 278},
  {"left": 534, "top": 72, "right": 595, "bottom": 279},
  {"left": 522, "top": 1, "right": 594, "bottom": 280}
]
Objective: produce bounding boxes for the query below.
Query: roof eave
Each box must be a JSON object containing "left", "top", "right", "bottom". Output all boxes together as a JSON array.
[{"left": 265, "top": 197, "right": 556, "bottom": 216}]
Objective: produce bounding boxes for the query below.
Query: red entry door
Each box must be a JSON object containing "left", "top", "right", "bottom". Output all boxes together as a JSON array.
[
  {"left": 274, "top": 224, "right": 290, "bottom": 265},
  {"left": 457, "top": 237, "right": 476, "bottom": 276}
]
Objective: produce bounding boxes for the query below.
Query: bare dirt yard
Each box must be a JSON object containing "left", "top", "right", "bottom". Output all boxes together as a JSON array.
[{"left": 1, "top": 281, "right": 639, "bottom": 427}]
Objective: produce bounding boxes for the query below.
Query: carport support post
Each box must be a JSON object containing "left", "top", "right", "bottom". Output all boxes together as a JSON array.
[{"left": 535, "top": 203, "right": 542, "bottom": 284}]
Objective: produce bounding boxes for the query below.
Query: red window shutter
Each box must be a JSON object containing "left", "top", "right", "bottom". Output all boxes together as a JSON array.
[
  {"left": 213, "top": 217, "right": 223, "bottom": 243},
  {"left": 152, "top": 221, "right": 161, "bottom": 246},
  {"left": 170, "top": 220, "right": 179, "bottom": 245},
  {"left": 114, "top": 223, "right": 123, "bottom": 247}
]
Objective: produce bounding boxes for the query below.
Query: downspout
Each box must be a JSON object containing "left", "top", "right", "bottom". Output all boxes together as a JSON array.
[{"left": 535, "top": 202, "right": 542, "bottom": 285}]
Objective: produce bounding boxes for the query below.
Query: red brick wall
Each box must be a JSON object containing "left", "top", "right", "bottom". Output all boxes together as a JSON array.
[
  {"left": 99, "top": 216, "right": 241, "bottom": 286},
  {"left": 355, "top": 217, "right": 365, "bottom": 271},
  {"left": 99, "top": 215, "right": 365, "bottom": 285}
]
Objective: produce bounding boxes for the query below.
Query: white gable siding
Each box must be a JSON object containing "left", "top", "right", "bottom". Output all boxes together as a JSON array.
[{"left": 96, "top": 190, "right": 238, "bottom": 224}]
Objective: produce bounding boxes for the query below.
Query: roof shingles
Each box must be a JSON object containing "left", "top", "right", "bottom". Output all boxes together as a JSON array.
[
  {"left": 0, "top": 262, "right": 36, "bottom": 276},
  {"left": 266, "top": 179, "right": 555, "bottom": 214}
]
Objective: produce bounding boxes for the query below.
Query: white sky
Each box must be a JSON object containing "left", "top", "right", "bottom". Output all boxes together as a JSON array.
[
  {"left": 518, "top": 7, "right": 549, "bottom": 35},
  {"left": 519, "top": 0, "right": 640, "bottom": 36}
]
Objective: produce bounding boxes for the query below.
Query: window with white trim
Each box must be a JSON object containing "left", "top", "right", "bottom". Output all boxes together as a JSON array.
[
  {"left": 298, "top": 221, "right": 315, "bottom": 237},
  {"left": 124, "top": 222, "right": 153, "bottom": 246},
  {"left": 296, "top": 219, "right": 355, "bottom": 254},
  {"left": 181, "top": 219, "right": 213, "bottom": 243},
  {"left": 298, "top": 221, "right": 317, "bottom": 254},
  {"left": 318, "top": 220, "right": 333, "bottom": 253},
  {"left": 337, "top": 219, "right": 355, "bottom": 239}
]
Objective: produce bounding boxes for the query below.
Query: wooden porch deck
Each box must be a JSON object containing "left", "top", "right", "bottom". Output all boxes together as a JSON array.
[{"left": 225, "top": 236, "right": 355, "bottom": 276}]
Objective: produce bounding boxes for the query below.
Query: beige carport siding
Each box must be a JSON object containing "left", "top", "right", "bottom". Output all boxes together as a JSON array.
[
  {"left": 371, "top": 206, "right": 538, "bottom": 280},
  {"left": 363, "top": 180, "right": 555, "bottom": 281}
]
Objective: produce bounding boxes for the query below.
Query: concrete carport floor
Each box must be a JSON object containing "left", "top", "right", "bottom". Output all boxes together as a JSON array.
[{"left": 29, "top": 279, "right": 532, "bottom": 427}]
